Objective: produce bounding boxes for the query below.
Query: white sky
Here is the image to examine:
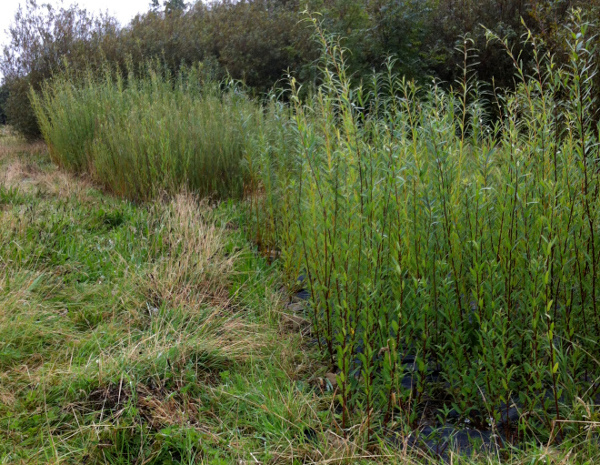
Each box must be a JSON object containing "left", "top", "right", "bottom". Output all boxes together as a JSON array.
[{"left": 0, "top": 0, "right": 151, "bottom": 49}]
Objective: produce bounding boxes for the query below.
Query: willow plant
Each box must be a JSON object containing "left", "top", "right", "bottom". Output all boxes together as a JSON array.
[
  {"left": 248, "top": 14, "right": 600, "bottom": 443},
  {"left": 31, "top": 62, "right": 261, "bottom": 201}
]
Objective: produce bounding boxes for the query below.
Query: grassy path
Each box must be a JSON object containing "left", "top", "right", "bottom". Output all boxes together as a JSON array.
[{"left": 0, "top": 133, "right": 334, "bottom": 464}]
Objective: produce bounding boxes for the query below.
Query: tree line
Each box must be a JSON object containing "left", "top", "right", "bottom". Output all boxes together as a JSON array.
[{"left": 1, "top": 0, "right": 599, "bottom": 139}]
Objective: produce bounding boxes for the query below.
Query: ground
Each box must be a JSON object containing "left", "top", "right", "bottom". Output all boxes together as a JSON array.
[{"left": 0, "top": 128, "right": 592, "bottom": 464}]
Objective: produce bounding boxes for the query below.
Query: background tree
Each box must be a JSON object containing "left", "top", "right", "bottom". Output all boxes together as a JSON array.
[
  {"left": 150, "top": 0, "right": 188, "bottom": 14},
  {"left": 0, "top": 85, "right": 8, "bottom": 125},
  {"left": 1, "top": 0, "right": 119, "bottom": 138},
  {"left": 4, "top": 0, "right": 600, "bottom": 138}
]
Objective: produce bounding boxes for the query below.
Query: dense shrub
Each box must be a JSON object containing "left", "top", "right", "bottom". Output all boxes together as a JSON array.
[
  {"left": 248, "top": 20, "right": 600, "bottom": 442},
  {"left": 10, "top": 0, "right": 600, "bottom": 139},
  {"left": 0, "top": 1, "right": 120, "bottom": 138},
  {"left": 1, "top": 0, "right": 317, "bottom": 138},
  {"left": 120, "top": 0, "right": 317, "bottom": 93},
  {"left": 31, "top": 65, "right": 262, "bottom": 200},
  {"left": 0, "top": 85, "right": 7, "bottom": 125}
]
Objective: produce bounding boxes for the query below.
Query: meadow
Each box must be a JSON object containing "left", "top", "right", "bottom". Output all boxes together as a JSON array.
[
  {"left": 3, "top": 17, "right": 600, "bottom": 465},
  {"left": 0, "top": 130, "right": 332, "bottom": 463}
]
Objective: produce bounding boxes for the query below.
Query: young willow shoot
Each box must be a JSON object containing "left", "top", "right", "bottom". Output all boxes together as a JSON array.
[
  {"left": 247, "top": 17, "right": 600, "bottom": 444},
  {"left": 31, "top": 64, "right": 261, "bottom": 201}
]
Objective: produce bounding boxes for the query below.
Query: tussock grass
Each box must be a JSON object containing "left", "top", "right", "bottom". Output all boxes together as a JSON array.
[
  {"left": 141, "top": 192, "right": 234, "bottom": 312},
  {"left": 0, "top": 137, "right": 325, "bottom": 464}
]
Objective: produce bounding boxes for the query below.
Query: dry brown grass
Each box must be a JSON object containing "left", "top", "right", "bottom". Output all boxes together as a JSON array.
[
  {"left": 0, "top": 380, "right": 16, "bottom": 408},
  {"left": 0, "top": 136, "right": 95, "bottom": 201},
  {"left": 0, "top": 132, "right": 46, "bottom": 161},
  {"left": 143, "top": 192, "right": 236, "bottom": 312},
  {"left": 0, "top": 156, "right": 95, "bottom": 200}
]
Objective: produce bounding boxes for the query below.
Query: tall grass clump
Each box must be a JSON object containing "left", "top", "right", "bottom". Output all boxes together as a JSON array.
[
  {"left": 31, "top": 63, "right": 262, "bottom": 200},
  {"left": 248, "top": 15, "right": 600, "bottom": 444}
]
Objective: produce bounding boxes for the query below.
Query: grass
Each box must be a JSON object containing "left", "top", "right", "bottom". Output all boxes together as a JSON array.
[
  {"left": 0, "top": 132, "right": 598, "bottom": 464},
  {"left": 0, "top": 130, "right": 331, "bottom": 464}
]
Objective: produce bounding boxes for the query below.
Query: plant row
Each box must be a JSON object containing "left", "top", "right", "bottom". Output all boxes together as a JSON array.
[
  {"left": 247, "top": 20, "right": 600, "bottom": 443},
  {"left": 31, "top": 65, "right": 261, "bottom": 200}
]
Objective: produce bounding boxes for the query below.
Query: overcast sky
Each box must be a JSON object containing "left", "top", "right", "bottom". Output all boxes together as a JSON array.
[{"left": 1, "top": 0, "right": 151, "bottom": 49}]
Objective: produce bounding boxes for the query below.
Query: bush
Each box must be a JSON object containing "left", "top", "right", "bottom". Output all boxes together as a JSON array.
[
  {"left": 119, "top": 0, "right": 317, "bottom": 93},
  {"left": 8, "top": 0, "right": 600, "bottom": 139},
  {"left": 0, "top": 1, "right": 119, "bottom": 139},
  {"left": 248, "top": 18, "right": 600, "bottom": 442},
  {"left": 31, "top": 64, "right": 262, "bottom": 200}
]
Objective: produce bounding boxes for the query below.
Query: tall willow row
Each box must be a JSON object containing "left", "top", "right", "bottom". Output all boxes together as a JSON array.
[
  {"left": 31, "top": 64, "right": 260, "bottom": 201},
  {"left": 247, "top": 20, "right": 600, "bottom": 442}
]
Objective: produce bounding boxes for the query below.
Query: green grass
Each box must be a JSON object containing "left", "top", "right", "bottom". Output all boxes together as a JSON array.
[
  {"left": 0, "top": 134, "right": 331, "bottom": 464},
  {"left": 0, "top": 131, "right": 598, "bottom": 463}
]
